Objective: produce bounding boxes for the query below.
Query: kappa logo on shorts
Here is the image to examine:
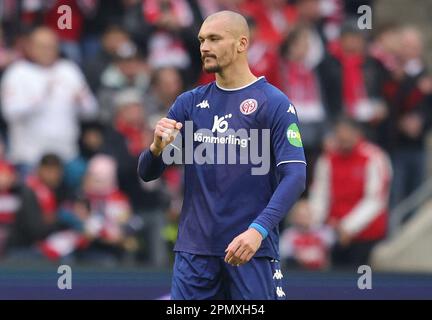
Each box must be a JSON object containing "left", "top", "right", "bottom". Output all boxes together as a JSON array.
[
  {"left": 276, "top": 286, "right": 286, "bottom": 298},
  {"left": 273, "top": 269, "right": 284, "bottom": 280},
  {"left": 240, "top": 99, "right": 258, "bottom": 115}
]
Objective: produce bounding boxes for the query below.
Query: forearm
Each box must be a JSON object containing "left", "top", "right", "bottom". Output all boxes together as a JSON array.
[
  {"left": 137, "top": 148, "right": 167, "bottom": 182},
  {"left": 340, "top": 198, "right": 384, "bottom": 235},
  {"left": 251, "top": 163, "right": 307, "bottom": 238},
  {"left": 309, "top": 156, "right": 330, "bottom": 226}
]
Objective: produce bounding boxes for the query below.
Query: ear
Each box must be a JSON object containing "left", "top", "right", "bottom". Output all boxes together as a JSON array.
[{"left": 237, "top": 36, "right": 249, "bottom": 53}]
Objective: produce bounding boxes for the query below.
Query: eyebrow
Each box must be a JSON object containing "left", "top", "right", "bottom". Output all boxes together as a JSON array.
[{"left": 197, "top": 33, "right": 223, "bottom": 40}]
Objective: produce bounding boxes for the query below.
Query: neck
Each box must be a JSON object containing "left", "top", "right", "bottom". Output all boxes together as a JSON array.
[{"left": 215, "top": 60, "right": 257, "bottom": 89}]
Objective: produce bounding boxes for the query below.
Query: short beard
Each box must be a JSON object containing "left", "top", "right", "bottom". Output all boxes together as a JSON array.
[{"left": 203, "top": 64, "right": 222, "bottom": 73}]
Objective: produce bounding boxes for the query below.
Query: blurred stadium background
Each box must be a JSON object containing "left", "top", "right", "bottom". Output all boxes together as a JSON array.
[{"left": 0, "top": 0, "right": 431, "bottom": 299}]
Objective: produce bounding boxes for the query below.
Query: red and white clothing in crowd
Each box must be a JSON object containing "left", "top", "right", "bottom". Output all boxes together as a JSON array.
[
  {"left": 44, "top": 0, "right": 98, "bottom": 42},
  {"left": 0, "top": 189, "right": 20, "bottom": 255},
  {"left": 279, "top": 60, "right": 325, "bottom": 124},
  {"left": 0, "top": 161, "right": 19, "bottom": 254},
  {"left": 143, "top": 0, "right": 193, "bottom": 70},
  {"left": 310, "top": 140, "right": 392, "bottom": 241},
  {"left": 241, "top": 0, "right": 297, "bottom": 46},
  {"left": 280, "top": 225, "right": 335, "bottom": 270},
  {"left": 26, "top": 175, "right": 57, "bottom": 224},
  {"left": 38, "top": 230, "right": 89, "bottom": 260},
  {"left": 84, "top": 190, "right": 131, "bottom": 242},
  {"left": 247, "top": 40, "right": 281, "bottom": 87},
  {"left": 319, "top": 0, "right": 345, "bottom": 41},
  {"left": 39, "top": 190, "right": 131, "bottom": 260},
  {"left": 328, "top": 41, "right": 378, "bottom": 122},
  {"left": 0, "top": 161, "right": 18, "bottom": 226}
]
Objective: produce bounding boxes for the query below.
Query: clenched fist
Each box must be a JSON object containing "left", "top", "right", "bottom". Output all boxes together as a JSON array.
[{"left": 150, "top": 117, "right": 183, "bottom": 157}]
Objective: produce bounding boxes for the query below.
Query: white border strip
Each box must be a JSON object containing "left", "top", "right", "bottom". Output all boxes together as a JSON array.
[
  {"left": 276, "top": 160, "right": 307, "bottom": 166},
  {"left": 215, "top": 76, "right": 265, "bottom": 91}
]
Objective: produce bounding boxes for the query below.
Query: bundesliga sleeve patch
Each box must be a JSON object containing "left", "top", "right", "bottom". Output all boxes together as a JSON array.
[{"left": 286, "top": 123, "right": 303, "bottom": 147}]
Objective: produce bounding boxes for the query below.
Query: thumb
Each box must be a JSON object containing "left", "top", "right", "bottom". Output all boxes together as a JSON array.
[{"left": 175, "top": 122, "right": 183, "bottom": 130}]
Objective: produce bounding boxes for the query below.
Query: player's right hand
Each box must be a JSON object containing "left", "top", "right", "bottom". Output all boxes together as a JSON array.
[{"left": 150, "top": 117, "right": 183, "bottom": 157}]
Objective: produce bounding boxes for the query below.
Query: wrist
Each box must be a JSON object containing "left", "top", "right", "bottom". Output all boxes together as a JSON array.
[
  {"left": 150, "top": 143, "right": 162, "bottom": 157},
  {"left": 249, "top": 223, "right": 268, "bottom": 240}
]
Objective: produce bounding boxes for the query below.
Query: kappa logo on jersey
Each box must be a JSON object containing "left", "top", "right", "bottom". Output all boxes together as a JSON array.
[
  {"left": 287, "top": 103, "right": 296, "bottom": 115},
  {"left": 196, "top": 100, "right": 210, "bottom": 109},
  {"left": 240, "top": 98, "right": 258, "bottom": 115},
  {"left": 211, "top": 114, "right": 232, "bottom": 133},
  {"left": 276, "top": 286, "right": 286, "bottom": 298},
  {"left": 273, "top": 269, "right": 284, "bottom": 280},
  {"left": 286, "top": 123, "right": 303, "bottom": 147}
]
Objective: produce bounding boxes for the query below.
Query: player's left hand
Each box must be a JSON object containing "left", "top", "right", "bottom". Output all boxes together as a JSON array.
[{"left": 224, "top": 228, "right": 263, "bottom": 266}]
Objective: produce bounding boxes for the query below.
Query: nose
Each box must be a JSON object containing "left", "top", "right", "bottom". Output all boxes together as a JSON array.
[{"left": 200, "top": 39, "right": 210, "bottom": 53}]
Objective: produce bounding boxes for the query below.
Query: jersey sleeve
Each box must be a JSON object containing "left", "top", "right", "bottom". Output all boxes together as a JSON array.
[
  {"left": 167, "top": 91, "right": 190, "bottom": 128},
  {"left": 268, "top": 99, "right": 306, "bottom": 167}
]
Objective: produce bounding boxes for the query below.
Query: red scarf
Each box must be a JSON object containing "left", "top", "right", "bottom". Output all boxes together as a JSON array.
[
  {"left": 281, "top": 59, "right": 320, "bottom": 104},
  {"left": 329, "top": 41, "right": 367, "bottom": 115},
  {"left": 114, "top": 119, "right": 145, "bottom": 156},
  {"left": 26, "top": 175, "right": 57, "bottom": 220},
  {"left": 143, "top": 0, "right": 192, "bottom": 27}
]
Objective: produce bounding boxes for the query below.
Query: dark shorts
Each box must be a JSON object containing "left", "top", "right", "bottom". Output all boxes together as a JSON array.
[{"left": 170, "top": 251, "right": 286, "bottom": 300}]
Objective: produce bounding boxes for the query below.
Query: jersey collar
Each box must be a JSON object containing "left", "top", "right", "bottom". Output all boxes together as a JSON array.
[{"left": 215, "top": 76, "right": 265, "bottom": 91}]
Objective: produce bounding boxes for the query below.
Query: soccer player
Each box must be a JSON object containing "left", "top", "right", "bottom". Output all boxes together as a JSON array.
[{"left": 138, "top": 11, "right": 306, "bottom": 300}]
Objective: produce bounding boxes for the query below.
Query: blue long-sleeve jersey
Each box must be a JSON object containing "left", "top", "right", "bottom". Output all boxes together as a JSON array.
[{"left": 138, "top": 77, "right": 306, "bottom": 259}]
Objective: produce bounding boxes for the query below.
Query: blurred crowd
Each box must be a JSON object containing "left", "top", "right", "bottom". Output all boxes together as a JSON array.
[{"left": 0, "top": 0, "right": 430, "bottom": 270}]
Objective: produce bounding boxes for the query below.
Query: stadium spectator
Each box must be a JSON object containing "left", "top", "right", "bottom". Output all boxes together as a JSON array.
[
  {"left": 119, "top": 0, "right": 158, "bottom": 54},
  {"left": 368, "top": 22, "right": 402, "bottom": 80},
  {"left": 75, "top": 154, "right": 135, "bottom": 263},
  {"left": 319, "top": 0, "right": 345, "bottom": 42},
  {"left": 381, "top": 26, "right": 432, "bottom": 210},
  {"left": 83, "top": 25, "right": 134, "bottom": 93},
  {"left": 26, "top": 153, "right": 64, "bottom": 227},
  {"left": 279, "top": 25, "right": 341, "bottom": 189},
  {"left": 80, "top": 0, "right": 125, "bottom": 61},
  {"left": 0, "top": 26, "right": 98, "bottom": 175},
  {"left": 309, "top": 117, "right": 392, "bottom": 267},
  {"left": 0, "top": 160, "right": 51, "bottom": 258},
  {"left": 328, "top": 20, "right": 386, "bottom": 128},
  {"left": 142, "top": 0, "right": 203, "bottom": 84},
  {"left": 64, "top": 120, "right": 105, "bottom": 193},
  {"left": 280, "top": 199, "right": 335, "bottom": 270},
  {"left": 367, "top": 22, "right": 402, "bottom": 148},
  {"left": 0, "top": 26, "right": 22, "bottom": 75},
  {"left": 37, "top": 196, "right": 91, "bottom": 262},
  {"left": 146, "top": 67, "right": 184, "bottom": 128},
  {"left": 291, "top": 0, "right": 327, "bottom": 68},
  {"left": 240, "top": 0, "right": 297, "bottom": 47},
  {"left": 43, "top": 0, "right": 99, "bottom": 65},
  {"left": 103, "top": 88, "right": 165, "bottom": 212},
  {"left": 97, "top": 40, "right": 150, "bottom": 123},
  {"left": 103, "top": 89, "right": 170, "bottom": 266}
]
